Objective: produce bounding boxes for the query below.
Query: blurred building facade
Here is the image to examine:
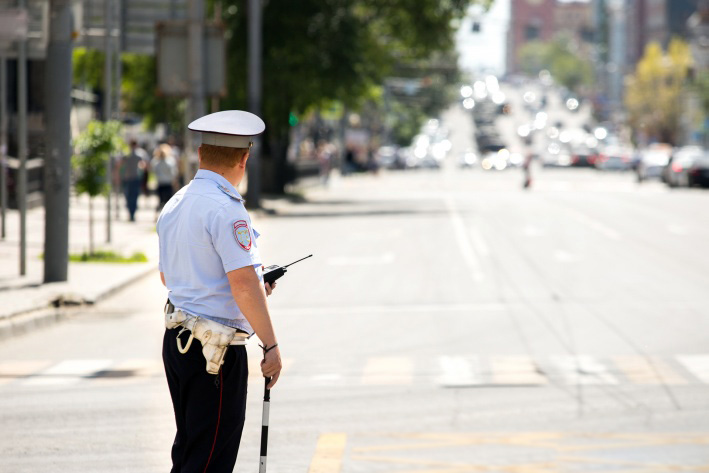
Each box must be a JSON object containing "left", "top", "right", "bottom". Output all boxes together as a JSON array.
[{"left": 507, "top": 0, "right": 594, "bottom": 73}]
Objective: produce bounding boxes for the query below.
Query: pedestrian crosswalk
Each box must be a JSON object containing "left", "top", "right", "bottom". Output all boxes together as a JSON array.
[{"left": 1, "top": 354, "right": 709, "bottom": 389}]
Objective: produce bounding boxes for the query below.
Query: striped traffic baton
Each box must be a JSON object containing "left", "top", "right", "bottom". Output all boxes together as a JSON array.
[{"left": 259, "top": 376, "right": 271, "bottom": 472}]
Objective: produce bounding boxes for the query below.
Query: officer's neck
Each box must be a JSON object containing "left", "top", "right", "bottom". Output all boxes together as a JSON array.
[{"left": 199, "top": 164, "right": 243, "bottom": 188}]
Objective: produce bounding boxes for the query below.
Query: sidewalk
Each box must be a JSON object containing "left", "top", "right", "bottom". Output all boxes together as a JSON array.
[{"left": 0, "top": 191, "right": 161, "bottom": 338}]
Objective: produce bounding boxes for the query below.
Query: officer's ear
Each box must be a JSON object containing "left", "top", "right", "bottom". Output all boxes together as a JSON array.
[{"left": 239, "top": 151, "right": 250, "bottom": 169}]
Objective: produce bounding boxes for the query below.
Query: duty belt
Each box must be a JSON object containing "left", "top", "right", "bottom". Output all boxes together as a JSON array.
[{"left": 164, "top": 300, "right": 249, "bottom": 374}]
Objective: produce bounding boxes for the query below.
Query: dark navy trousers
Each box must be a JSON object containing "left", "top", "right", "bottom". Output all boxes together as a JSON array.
[{"left": 163, "top": 328, "right": 248, "bottom": 473}]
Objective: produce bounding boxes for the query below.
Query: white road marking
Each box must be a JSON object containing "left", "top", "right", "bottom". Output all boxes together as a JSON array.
[
  {"left": 677, "top": 355, "right": 709, "bottom": 384},
  {"left": 327, "top": 253, "right": 395, "bottom": 266},
  {"left": 438, "top": 356, "right": 483, "bottom": 387},
  {"left": 523, "top": 225, "right": 546, "bottom": 237},
  {"left": 361, "top": 357, "right": 413, "bottom": 385},
  {"left": 273, "top": 303, "right": 506, "bottom": 317},
  {"left": 549, "top": 355, "right": 619, "bottom": 385},
  {"left": 613, "top": 356, "right": 688, "bottom": 385},
  {"left": 0, "top": 360, "right": 53, "bottom": 386},
  {"left": 491, "top": 356, "right": 547, "bottom": 385},
  {"left": 22, "top": 359, "right": 114, "bottom": 386},
  {"left": 667, "top": 224, "right": 689, "bottom": 236},
  {"left": 445, "top": 196, "right": 485, "bottom": 281},
  {"left": 468, "top": 226, "right": 490, "bottom": 257},
  {"left": 553, "top": 250, "right": 582, "bottom": 263},
  {"left": 564, "top": 208, "right": 621, "bottom": 240}
]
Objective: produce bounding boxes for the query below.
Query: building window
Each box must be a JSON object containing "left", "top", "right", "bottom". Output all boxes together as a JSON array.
[{"left": 525, "top": 24, "right": 540, "bottom": 40}]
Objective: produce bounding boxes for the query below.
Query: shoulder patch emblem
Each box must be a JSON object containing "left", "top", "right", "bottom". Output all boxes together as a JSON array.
[{"left": 233, "top": 220, "right": 252, "bottom": 250}]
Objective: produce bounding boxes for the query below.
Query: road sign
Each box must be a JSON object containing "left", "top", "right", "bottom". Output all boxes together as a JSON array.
[{"left": 156, "top": 21, "right": 225, "bottom": 97}]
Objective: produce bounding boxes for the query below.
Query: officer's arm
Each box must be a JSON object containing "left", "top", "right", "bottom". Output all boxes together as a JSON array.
[
  {"left": 227, "top": 266, "right": 282, "bottom": 388},
  {"left": 160, "top": 272, "right": 166, "bottom": 287}
]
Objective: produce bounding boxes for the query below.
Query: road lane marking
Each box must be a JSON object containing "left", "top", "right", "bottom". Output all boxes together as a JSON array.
[
  {"left": 613, "top": 356, "right": 688, "bottom": 385},
  {"left": 491, "top": 356, "right": 547, "bottom": 386},
  {"left": 272, "top": 303, "right": 506, "bottom": 317},
  {"left": 549, "top": 356, "right": 619, "bottom": 385},
  {"left": 327, "top": 253, "right": 395, "bottom": 266},
  {"left": 307, "top": 433, "right": 347, "bottom": 473},
  {"left": 467, "top": 225, "right": 490, "bottom": 257},
  {"left": 445, "top": 196, "right": 485, "bottom": 282},
  {"left": 22, "top": 359, "right": 113, "bottom": 386},
  {"left": 563, "top": 208, "right": 621, "bottom": 240},
  {"left": 677, "top": 355, "right": 709, "bottom": 384},
  {"left": 0, "top": 360, "right": 53, "bottom": 386},
  {"left": 438, "top": 356, "right": 483, "bottom": 387},
  {"left": 361, "top": 357, "right": 413, "bottom": 385},
  {"left": 554, "top": 249, "right": 582, "bottom": 263}
]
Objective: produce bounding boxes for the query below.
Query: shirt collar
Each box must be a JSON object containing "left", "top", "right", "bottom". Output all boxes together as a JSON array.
[{"left": 194, "top": 169, "right": 245, "bottom": 202}]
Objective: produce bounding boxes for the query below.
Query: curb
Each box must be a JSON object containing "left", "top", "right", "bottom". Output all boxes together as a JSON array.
[{"left": 0, "top": 264, "right": 159, "bottom": 341}]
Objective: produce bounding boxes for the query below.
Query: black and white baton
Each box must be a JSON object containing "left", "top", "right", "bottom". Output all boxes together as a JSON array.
[{"left": 259, "top": 377, "right": 271, "bottom": 472}]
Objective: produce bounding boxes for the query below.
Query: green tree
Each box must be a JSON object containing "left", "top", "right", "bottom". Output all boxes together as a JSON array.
[
  {"left": 72, "top": 121, "right": 126, "bottom": 255},
  {"left": 219, "top": 0, "right": 476, "bottom": 193},
  {"left": 625, "top": 39, "right": 693, "bottom": 144},
  {"left": 518, "top": 37, "right": 593, "bottom": 92}
]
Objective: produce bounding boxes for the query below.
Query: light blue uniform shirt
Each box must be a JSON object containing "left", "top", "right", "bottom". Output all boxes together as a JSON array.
[{"left": 157, "top": 169, "right": 262, "bottom": 334}]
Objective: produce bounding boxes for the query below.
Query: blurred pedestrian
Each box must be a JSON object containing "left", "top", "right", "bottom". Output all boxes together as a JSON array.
[
  {"left": 316, "top": 140, "right": 333, "bottom": 185},
  {"left": 522, "top": 152, "right": 533, "bottom": 189},
  {"left": 120, "top": 140, "right": 146, "bottom": 221},
  {"left": 151, "top": 143, "right": 178, "bottom": 214},
  {"left": 139, "top": 142, "right": 151, "bottom": 197}
]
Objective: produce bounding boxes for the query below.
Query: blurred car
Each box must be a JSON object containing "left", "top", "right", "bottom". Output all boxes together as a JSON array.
[
  {"left": 687, "top": 153, "right": 709, "bottom": 187},
  {"left": 458, "top": 149, "right": 478, "bottom": 168},
  {"left": 595, "top": 145, "right": 633, "bottom": 171},
  {"left": 541, "top": 142, "right": 571, "bottom": 167},
  {"left": 663, "top": 146, "right": 704, "bottom": 187},
  {"left": 637, "top": 144, "right": 672, "bottom": 182},
  {"left": 375, "top": 145, "right": 401, "bottom": 169},
  {"left": 570, "top": 144, "right": 597, "bottom": 167}
]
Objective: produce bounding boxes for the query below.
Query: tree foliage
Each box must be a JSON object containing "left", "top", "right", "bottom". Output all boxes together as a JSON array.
[
  {"left": 625, "top": 39, "right": 693, "bottom": 145},
  {"left": 518, "top": 37, "right": 593, "bottom": 92},
  {"left": 73, "top": 120, "right": 126, "bottom": 197},
  {"left": 218, "top": 0, "right": 473, "bottom": 191}
]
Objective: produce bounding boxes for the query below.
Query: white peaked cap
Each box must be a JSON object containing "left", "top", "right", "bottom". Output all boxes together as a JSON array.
[{"left": 188, "top": 110, "right": 266, "bottom": 149}]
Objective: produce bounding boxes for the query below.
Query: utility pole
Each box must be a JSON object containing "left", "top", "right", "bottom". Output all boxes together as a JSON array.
[
  {"left": 246, "top": 0, "right": 262, "bottom": 208},
  {"left": 43, "top": 0, "right": 73, "bottom": 282},
  {"left": 104, "top": 0, "right": 113, "bottom": 243},
  {"left": 17, "top": 0, "right": 28, "bottom": 276},
  {"left": 185, "top": 0, "right": 205, "bottom": 179},
  {"left": 0, "top": 57, "right": 7, "bottom": 240}
]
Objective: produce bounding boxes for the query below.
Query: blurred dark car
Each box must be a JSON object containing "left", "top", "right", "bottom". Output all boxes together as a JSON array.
[
  {"left": 663, "top": 146, "right": 704, "bottom": 187},
  {"left": 595, "top": 145, "right": 633, "bottom": 171},
  {"left": 637, "top": 144, "right": 672, "bottom": 182},
  {"left": 570, "top": 144, "right": 597, "bottom": 167},
  {"left": 688, "top": 153, "right": 709, "bottom": 187}
]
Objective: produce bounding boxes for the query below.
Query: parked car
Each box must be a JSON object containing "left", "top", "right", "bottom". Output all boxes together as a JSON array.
[
  {"left": 663, "top": 146, "right": 704, "bottom": 187},
  {"left": 595, "top": 145, "right": 633, "bottom": 171},
  {"left": 637, "top": 144, "right": 672, "bottom": 182},
  {"left": 688, "top": 153, "right": 709, "bottom": 187},
  {"left": 570, "top": 144, "right": 597, "bottom": 167}
]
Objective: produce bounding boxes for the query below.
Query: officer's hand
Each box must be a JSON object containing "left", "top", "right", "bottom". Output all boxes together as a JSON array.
[
  {"left": 261, "top": 346, "right": 282, "bottom": 389},
  {"left": 264, "top": 281, "right": 277, "bottom": 296}
]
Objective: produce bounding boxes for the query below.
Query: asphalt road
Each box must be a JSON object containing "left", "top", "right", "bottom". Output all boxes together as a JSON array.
[{"left": 2, "top": 102, "right": 709, "bottom": 471}]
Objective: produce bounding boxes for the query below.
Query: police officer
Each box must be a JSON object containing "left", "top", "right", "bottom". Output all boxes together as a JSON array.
[{"left": 157, "top": 110, "right": 282, "bottom": 473}]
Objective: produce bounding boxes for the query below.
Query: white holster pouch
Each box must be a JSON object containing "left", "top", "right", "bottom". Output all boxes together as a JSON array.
[{"left": 165, "top": 306, "right": 248, "bottom": 375}]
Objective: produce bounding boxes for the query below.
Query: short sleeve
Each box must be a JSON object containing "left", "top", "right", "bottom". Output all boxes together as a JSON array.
[{"left": 209, "top": 205, "right": 262, "bottom": 272}]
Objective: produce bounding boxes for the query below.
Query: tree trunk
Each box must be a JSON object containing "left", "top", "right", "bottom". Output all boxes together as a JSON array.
[{"left": 88, "top": 197, "right": 94, "bottom": 256}]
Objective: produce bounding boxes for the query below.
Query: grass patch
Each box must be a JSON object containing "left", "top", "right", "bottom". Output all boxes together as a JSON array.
[{"left": 69, "top": 250, "right": 148, "bottom": 263}]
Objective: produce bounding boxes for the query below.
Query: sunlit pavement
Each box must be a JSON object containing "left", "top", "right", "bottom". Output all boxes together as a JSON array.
[{"left": 0, "top": 158, "right": 707, "bottom": 472}]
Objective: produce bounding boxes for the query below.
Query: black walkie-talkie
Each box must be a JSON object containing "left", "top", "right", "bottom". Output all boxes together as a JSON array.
[{"left": 263, "top": 254, "right": 313, "bottom": 285}]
